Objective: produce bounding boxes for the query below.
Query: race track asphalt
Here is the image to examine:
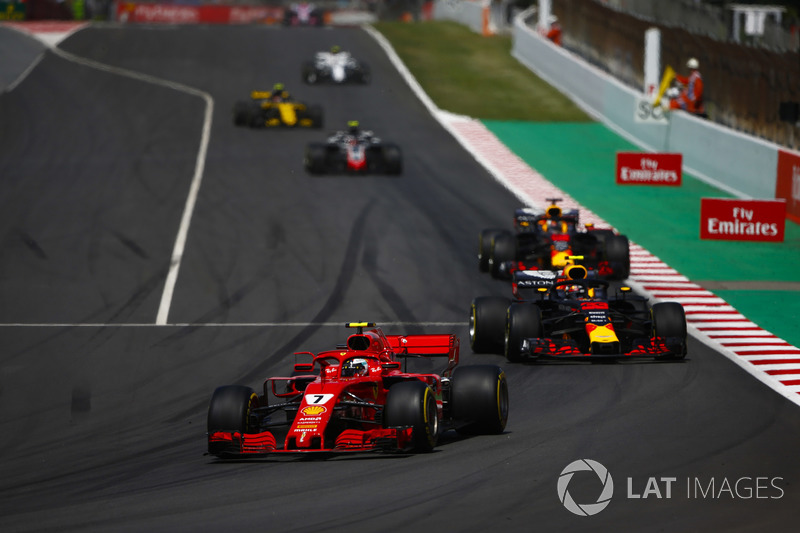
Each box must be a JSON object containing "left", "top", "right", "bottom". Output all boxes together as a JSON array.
[{"left": 1, "top": 23, "right": 800, "bottom": 532}]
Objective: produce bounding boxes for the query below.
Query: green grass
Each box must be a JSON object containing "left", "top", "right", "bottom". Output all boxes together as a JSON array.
[{"left": 373, "top": 20, "right": 591, "bottom": 122}]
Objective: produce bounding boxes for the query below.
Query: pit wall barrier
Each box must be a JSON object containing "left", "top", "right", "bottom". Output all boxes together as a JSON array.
[{"left": 432, "top": 1, "right": 800, "bottom": 220}]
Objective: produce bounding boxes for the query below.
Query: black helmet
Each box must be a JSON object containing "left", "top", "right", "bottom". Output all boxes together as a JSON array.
[{"left": 347, "top": 120, "right": 360, "bottom": 135}]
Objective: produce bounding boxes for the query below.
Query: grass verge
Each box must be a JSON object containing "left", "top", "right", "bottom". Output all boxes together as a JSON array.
[{"left": 372, "top": 20, "right": 591, "bottom": 122}]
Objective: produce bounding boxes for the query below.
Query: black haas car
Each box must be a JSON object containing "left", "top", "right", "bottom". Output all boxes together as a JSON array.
[{"left": 304, "top": 122, "right": 402, "bottom": 175}]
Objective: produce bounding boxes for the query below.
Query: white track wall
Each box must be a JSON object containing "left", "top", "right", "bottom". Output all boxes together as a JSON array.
[
  {"left": 432, "top": 0, "right": 485, "bottom": 34},
  {"left": 433, "top": 1, "right": 781, "bottom": 200}
]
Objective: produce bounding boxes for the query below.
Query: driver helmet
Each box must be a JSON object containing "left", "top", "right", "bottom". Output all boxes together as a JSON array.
[
  {"left": 686, "top": 57, "right": 699, "bottom": 70},
  {"left": 273, "top": 82, "right": 285, "bottom": 93},
  {"left": 565, "top": 283, "right": 583, "bottom": 296},
  {"left": 331, "top": 45, "right": 341, "bottom": 54},
  {"left": 342, "top": 358, "right": 368, "bottom": 377},
  {"left": 347, "top": 120, "right": 360, "bottom": 135}
]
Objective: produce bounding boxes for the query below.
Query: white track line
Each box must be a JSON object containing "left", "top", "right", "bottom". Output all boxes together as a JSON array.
[
  {"left": 3, "top": 23, "right": 214, "bottom": 326},
  {"left": 0, "top": 322, "right": 465, "bottom": 328}
]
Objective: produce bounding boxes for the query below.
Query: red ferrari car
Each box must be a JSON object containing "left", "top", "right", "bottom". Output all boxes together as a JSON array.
[{"left": 207, "top": 323, "right": 508, "bottom": 457}]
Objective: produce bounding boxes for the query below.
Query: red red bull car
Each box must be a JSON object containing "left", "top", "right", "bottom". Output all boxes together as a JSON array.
[
  {"left": 470, "top": 264, "right": 687, "bottom": 362},
  {"left": 207, "top": 323, "right": 508, "bottom": 458},
  {"left": 478, "top": 199, "right": 630, "bottom": 280}
]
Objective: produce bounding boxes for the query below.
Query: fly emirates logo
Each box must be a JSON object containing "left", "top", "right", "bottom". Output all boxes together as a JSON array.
[
  {"left": 620, "top": 158, "right": 679, "bottom": 184},
  {"left": 700, "top": 198, "right": 785, "bottom": 242},
  {"left": 706, "top": 206, "right": 779, "bottom": 237},
  {"left": 616, "top": 152, "right": 682, "bottom": 186}
]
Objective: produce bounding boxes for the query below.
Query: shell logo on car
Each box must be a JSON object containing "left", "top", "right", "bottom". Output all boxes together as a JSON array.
[{"left": 301, "top": 405, "right": 327, "bottom": 416}]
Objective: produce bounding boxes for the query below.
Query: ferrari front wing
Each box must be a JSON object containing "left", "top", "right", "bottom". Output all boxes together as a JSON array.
[{"left": 208, "top": 426, "right": 415, "bottom": 457}]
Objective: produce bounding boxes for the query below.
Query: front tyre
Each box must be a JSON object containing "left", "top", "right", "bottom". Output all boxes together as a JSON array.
[
  {"left": 652, "top": 302, "right": 687, "bottom": 359},
  {"left": 384, "top": 380, "right": 438, "bottom": 452},
  {"left": 478, "top": 229, "right": 504, "bottom": 272},
  {"left": 451, "top": 365, "right": 509, "bottom": 435},
  {"left": 207, "top": 385, "right": 258, "bottom": 454},
  {"left": 489, "top": 231, "right": 515, "bottom": 279}
]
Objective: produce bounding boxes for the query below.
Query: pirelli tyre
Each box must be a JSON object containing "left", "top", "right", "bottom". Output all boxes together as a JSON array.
[
  {"left": 478, "top": 229, "right": 504, "bottom": 272},
  {"left": 381, "top": 143, "right": 402, "bottom": 174},
  {"left": 450, "top": 365, "right": 509, "bottom": 435},
  {"left": 304, "top": 143, "right": 328, "bottom": 174},
  {"left": 604, "top": 234, "right": 630, "bottom": 280},
  {"left": 505, "top": 303, "right": 544, "bottom": 363},
  {"left": 302, "top": 61, "right": 319, "bottom": 84},
  {"left": 233, "top": 101, "right": 258, "bottom": 127},
  {"left": 652, "top": 302, "right": 688, "bottom": 360},
  {"left": 384, "top": 380, "right": 438, "bottom": 452},
  {"left": 357, "top": 62, "right": 371, "bottom": 84},
  {"left": 489, "top": 231, "right": 515, "bottom": 279},
  {"left": 207, "top": 385, "right": 259, "bottom": 454},
  {"left": 470, "top": 296, "right": 510, "bottom": 354}
]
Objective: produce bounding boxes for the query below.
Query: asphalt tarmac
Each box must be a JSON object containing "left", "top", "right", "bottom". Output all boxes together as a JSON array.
[{"left": 1, "top": 24, "right": 799, "bottom": 532}]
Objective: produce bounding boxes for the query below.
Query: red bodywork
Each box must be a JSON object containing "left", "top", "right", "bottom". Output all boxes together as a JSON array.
[
  {"left": 208, "top": 326, "right": 459, "bottom": 456},
  {"left": 344, "top": 138, "right": 368, "bottom": 172}
]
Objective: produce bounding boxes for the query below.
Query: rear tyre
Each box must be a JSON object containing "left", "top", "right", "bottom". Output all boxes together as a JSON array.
[
  {"left": 451, "top": 365, "right": 509, "bottom": 435},
  {"left": 302, "top": 61, "right": 318, "bottom": 84},
  {"left": 478, "top": 229, "right": 503, "bottom": 272},
  {"left": 384, "top": 380, "right": 438, "bottom": 452},
  {"left": 470, "top": 297, "right": 510, "bottom": 354},
  {"left": 304, "top": 143, "right": 328, "bottom": 174},
  {"left": 358, "top": 62, "right": 371, "bottom": 84},
  {"left": 489, "top": 231, "right": 515, "bottom": 279},
  {"left": 505, "top": 303, "right": 543, "bottom": 363},
  {"left": 382, "top": 144, "right": 402, "bottom": 174},
  {"left": 652, "top": 302, "right": 687, "bottom": 359},
  {"left": 605, "top": 235, "right": 630, "bottom": 280}
]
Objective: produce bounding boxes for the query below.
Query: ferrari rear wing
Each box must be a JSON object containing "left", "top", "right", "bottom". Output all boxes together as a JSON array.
[{"left": 386, "top": 334, "right": 459, "bottom": 376}]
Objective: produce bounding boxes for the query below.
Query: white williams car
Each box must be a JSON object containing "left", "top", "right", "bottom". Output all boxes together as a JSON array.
[{"left": 302, "top": 46, "right": 371, "bottom": 85}]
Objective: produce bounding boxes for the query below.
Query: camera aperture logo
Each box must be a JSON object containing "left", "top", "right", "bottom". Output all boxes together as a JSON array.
[
  {"left": 558, "top": 460, "right": 786, "bottom": 516},
  {"left": 557, "top": 459, "right": 614, "bottom": 516}
]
